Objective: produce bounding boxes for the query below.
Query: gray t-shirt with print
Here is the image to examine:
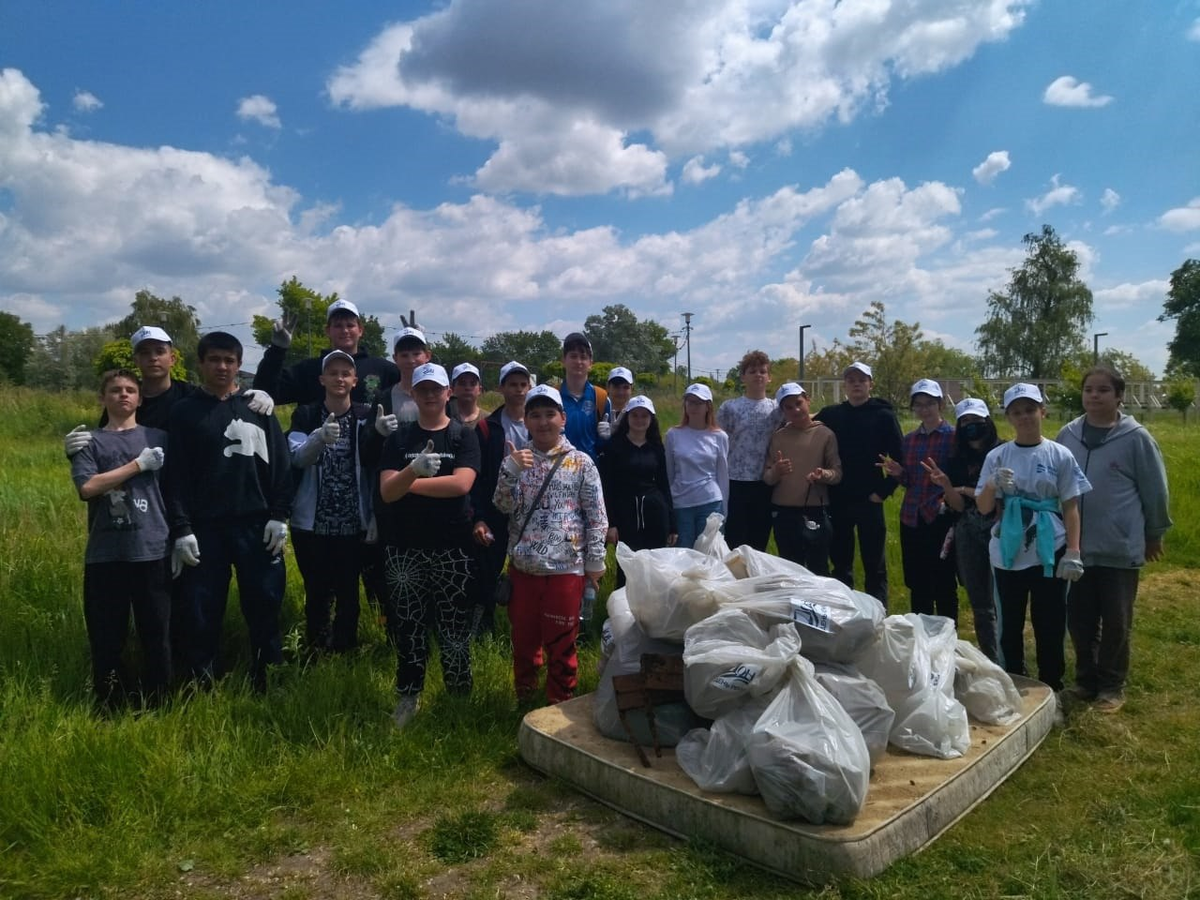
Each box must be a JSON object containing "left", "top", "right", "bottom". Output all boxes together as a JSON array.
[{"left": 71, "top": 426, "right": 169, "bottom": 564}]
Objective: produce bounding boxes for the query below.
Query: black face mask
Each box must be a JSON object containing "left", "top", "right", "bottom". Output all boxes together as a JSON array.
[{"left": 961, "top": 422, "right": 987, "bottom": 441}]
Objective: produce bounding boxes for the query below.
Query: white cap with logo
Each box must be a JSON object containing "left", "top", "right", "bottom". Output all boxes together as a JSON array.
[
  {"left": 131, "top": 326, "right": 172, "bottom": 349},
  {"left": 525, "top": 383, "right": 563, "bottom": 409},
  {"left": 623, "top": 395, "right": 656, "bottom": 416},
  {"left": 910, "top": 378, "right": 943, "bottom": 399},
  {"left": 684, "top": 383, "right": 713, "bottom": 402},
  {"left": 844, "top": 361, "right": 873, "bottom": 378},
  {"left": 607, "top": 366, "right": 634, "bottom": 384},
  {"left": 322, "top": 349, "right": 357, "bottom": 370},
  {"left": 326, "top": 299, "right": 360, "bottom": 321},
  {"left": 775, "top": 382, "right": 807, "bottom": 403},
  {"left": 412, "top": 362, "right": 449, "bottom": 387},
  {"left": 393, "top": 327, "right": 427, "bottom": 349},
  {"left": 499, "top": 360, "right": 530, "bottom": 384},
  {"left": 451, "top": 362, "right": 481, "bottom": 384},
  {"left": 1003, "top": 383, "right": 1044, "bottom": 409},
  {"left": 954, "top": 398, "right": 990, "bottom": 420}
]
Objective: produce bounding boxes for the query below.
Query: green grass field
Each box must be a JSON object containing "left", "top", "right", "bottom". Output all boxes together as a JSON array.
[{"left": 1, "top": 385, "right": 1197, "bottom": 899}]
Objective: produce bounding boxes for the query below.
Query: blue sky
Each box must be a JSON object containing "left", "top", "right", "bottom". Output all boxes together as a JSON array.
[{"left": 2, "top": 1, "right": 1198, "bottom": 379}]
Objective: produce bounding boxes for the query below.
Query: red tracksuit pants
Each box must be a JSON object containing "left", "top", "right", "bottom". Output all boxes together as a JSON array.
[{"left": 508, "top": 569, "right": 583, "bottom": 703}]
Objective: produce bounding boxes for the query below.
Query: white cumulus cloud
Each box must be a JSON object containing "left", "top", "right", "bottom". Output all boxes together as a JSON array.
[
  {"left": 972, "top": 150, "right": 1010, "bottom": 185},
  {"left": 72, "top": 90, "right": 103, "bottom": 113},
  {"left": 681, "top": 156, "right": 721, "bottom": 184},
  {"left": 1026, "top": 174, "right": 1080, "bottom": 216},
  {"left": 728, "top": 150, "right": 749, "bottom": 169},
  {"left": 1043, "top": 75, "right": 1113, "bottom": 108},
  {"left": 326, "top": 0, "right": 1030, "bottom": 196},
  {"left": 1159, "top": 197, "right": 1200, "bottom": 231},
  {"left": 1100, "top": 188, "right": 1120, "bottom": 213},
  {"left": 1188, "top": 18, "right": 1200, "bottom": 41},
  {"left": 237, "top": 94, "right": 281, "bottom": 129}
]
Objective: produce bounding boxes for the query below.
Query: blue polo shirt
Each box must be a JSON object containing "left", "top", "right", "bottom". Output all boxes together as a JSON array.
[{"left": 561, "top": 381, "right": 611, "bottom": 461}]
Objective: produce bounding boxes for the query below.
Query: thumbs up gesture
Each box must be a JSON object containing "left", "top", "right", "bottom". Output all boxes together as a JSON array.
[
  {"left": 771, "top": 450, "right": 794, "bottom": 476},
  {"left": 506, "top": 439, "right": 534, "bottom": 471},
  {"left": 410, "top": 439, "right": 442, "bottom": 478},
  {"left": 319, "top": 412, "right": 340, "bottom": 445},
  {"left": 375, "top": 404, "right": 398, "bottom": 436}
]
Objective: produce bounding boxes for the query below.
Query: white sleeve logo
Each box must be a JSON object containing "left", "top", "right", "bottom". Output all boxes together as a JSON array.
[{"left": 223, "top": 418, "right": 270, "bottom": 462}]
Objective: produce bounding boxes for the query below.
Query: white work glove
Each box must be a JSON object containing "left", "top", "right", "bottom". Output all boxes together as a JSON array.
[
  {"left": 375, "top": 404, "right": 398, "bottom": 437},
  {"left": 243, "top": 389, "right": 275, "bottom": 416},
  {"left": 270, "top": 312, "right": 298, "bottom": 349},
  {"left": 135, "top": 447, "right": 165, "bottom": 472},
  {"left": 318, "top": 413, "right": 340, "bottom": 446},
  {"left": 410, "top": 440, "right": 441, "bottom": 478},
  {"left": 263, "top": 519, "right": 288, "bottom": 555},
  {"left": 992, "top": 467, "right": 1017, "bottom": 495},
  {"left": 65, "top": 425, "right": 93, "bottom": 458},
  {"left": 172, "top": 535, "right": 201, "bottom": 578},
  {"left": 1055, "top": 549, "right": 1084, "bottom": 582},
  {"left": 596, "top": 420, "right": 612, "bottom": 440}
]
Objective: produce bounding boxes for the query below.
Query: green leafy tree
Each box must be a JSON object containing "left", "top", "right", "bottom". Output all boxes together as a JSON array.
[
  {"left": 94, "top": 339, "right": 188, "bottom": 382},
  {"left": 1160, "top": 259, "right": 1200, "bottom": 377},
  {"left": 1047, "top": 359, "right": 1086, "bottom": 417},
  {"left": 251, "top": 277, "right": 386, "bottom": 364},
  {"left": 110, "top": 290, "right": 202, "bottom": 377},
  {"left": 583, "top": 304, "right": 674, "bottom": 375},
  {"left": 919, "top": 341, "right": 979, "bottom": 379},
  {"left": 1163, "top": 374, "right": 1196, "bottom": 422},
  {"left": 1094, "top": 348, "right": 1155, "bottom": 383},
  {"left": 0, "top": 311, "right": 35, "bottom": 385},
  {"left": 430, "top": 332, "right": 478, "bottom": 369},
  {"left": 848, "top": 301, "right": 925, "bottom": 407},
  {"left": 975, "top": 225, "right": 1094, "bottom": 379},
  {"left": 27, "top": 325, "right": 118, "bottom": 391},
  {"left": 479, "top": 330, "right": 562, "bottom": 380}
]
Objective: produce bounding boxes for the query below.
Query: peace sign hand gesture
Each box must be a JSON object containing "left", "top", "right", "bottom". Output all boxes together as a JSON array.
[{"left": 919, "top": 456, "right": 952, "bottom": 491}]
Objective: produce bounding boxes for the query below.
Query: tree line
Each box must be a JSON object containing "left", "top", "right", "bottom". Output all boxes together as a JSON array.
[{"left": 3, "top": 225, "right": 1199, "bottom": 410}]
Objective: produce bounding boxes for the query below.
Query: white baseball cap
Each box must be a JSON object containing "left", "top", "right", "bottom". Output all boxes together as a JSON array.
[
  {"left": 393, "top": 327, "right": 427, "bottom": 349},
  {"left": 954, "top": 398, "right": 990, "bottom": 420},
  {"left": 607, "top": 366, "right": 634, "bottom": 384},
  {"left": 322, "top": 350, "right": 356, "bottom": 370},
  {"left": 412, "top": 362, "right": 449, "bottom": 387},
  {"left": 131, "top": 325, "right": 172, "bottom": 349},
  {"left": 451, "top": 362, "right": 481, "bottom": 384},
  {"left": 623, "top": 395, "right": 656, "bottom": 416},
  {"left": 499, "top": 360, "right": 530, "bottom": 384},
  {"left": 910, "top": 378, "right": 943, "bottom": 400},
  {"left": 525, "top": 383, "right": 563, "bottom": 409},
  {"left": 775, "top": 382, "right": 807, "bottom": 403},
  {"left": 1003, "top": 382, "right": 1044, "bottom": 409},
  {"left": 684, "top": 383, "right": 713, "bottom": 402},
  {"left": 326, "top": 299, "right": 360, "bottom": 321}
]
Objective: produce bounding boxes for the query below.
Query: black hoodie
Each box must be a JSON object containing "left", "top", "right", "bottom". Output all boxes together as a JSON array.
[{"left": 815, "top": 397, "right": 903, "bottom": 504}]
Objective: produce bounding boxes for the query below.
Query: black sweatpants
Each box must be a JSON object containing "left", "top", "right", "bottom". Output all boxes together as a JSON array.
[
  {"left": 83, "top": 558, "right": 172, "bottom": 706},
  {"left": 900, "top": 517, "right": 959, "bottom": 622},
  {"left": 994, "top": 557, "right": 1068, "bottom": 691}
]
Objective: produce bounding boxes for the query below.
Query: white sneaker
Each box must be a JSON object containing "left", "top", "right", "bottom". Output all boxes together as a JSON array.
[{"left": 392, "top": 695, "right": 419, "bottom": 730}]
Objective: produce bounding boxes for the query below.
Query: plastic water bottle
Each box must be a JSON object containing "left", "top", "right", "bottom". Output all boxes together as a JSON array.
[{"left": 581, "top": 583, "right": 597, "bottom": 622}]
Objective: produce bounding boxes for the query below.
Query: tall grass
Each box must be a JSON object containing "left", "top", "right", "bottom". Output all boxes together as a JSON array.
[{"left": 1, "top": 385, "right": 1197, "bottom": 898}]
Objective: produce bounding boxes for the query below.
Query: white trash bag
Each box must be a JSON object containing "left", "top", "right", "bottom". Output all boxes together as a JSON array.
[
  {"left": 693, "top": 511, "right": 732, "bottom": 558},
  {"left": 746, "top": 657, "right": 872, "bottom": 825},
  {"left": 617, "top": 542, "right": 736, "bottom": 641},
  {"left": 708, "top": 567, "right": 883, "bottom": 664},
  {"left": 813, "top": 661, "right": 895, "bottom": 767},
  {"left": 675, "top": 697, "right": 771, "bottom": 795},
  {"left": 682, "top": 609, "right": 800, "bottom": 719},
  {"left": 954, "top": 639, "right": 1023, "bottom": 725},
  {"left": 593, "top": 587, "right": 695, "bottom": 745},
  {"left": 857, "top": 614, "right": 970, "bottom": 760}
]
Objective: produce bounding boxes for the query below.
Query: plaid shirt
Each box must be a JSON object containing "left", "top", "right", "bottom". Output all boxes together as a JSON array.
[{"left": 896, "top": 420, "right": 955, "bottom": 526}]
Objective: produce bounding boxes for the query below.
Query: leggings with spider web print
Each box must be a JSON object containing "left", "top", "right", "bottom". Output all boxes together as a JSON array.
[{"left": 384, "top": 545, "right": 475, "bottom": 696}]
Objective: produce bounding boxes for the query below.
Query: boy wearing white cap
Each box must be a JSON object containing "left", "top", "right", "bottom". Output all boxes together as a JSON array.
[
  {"left": 763, "top": 383, "right": 841, "bottom": 574},
  {"left": 815, "top": 361, "right": 903, "bottom": 606},
  {"left": 450, "top": 362, "right": 483, "bottom": 427},
  {"left": 606, "top": 367, "right": 635, "bottom": 421},
  {"left": 287, "top": 351, "right": 375, "bottom": 654},
  {"left": 253, "top": 299, "right": 399, "bottom": 406},
  {"left": 975, "top": 383, "right": 1091, "bottom": 692},
  {"left": 493, "top": 384, "right": 607, "bottom": 704},
  {"left": 880, "top": 379, "right": 958, "bottom": 620},
  {"left": 375, "top": 362, "right": 481, "bottom": 728}
]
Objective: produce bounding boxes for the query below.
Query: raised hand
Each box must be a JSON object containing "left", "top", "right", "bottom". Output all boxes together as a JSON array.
[
  {"left": 319, "top": 412, "right": 340, "bottom": 446},
  {"left": 64, "top": 425, "right": 93, "bottom": 458},
  {"left": 271, "top": 311, "right": 299, "bottom": 348},
  {"left": 920, "top": 456, "right": 952, "bottom": 491},
  {"left": 135, "top": 446, "right": 165, "bottom": 472},
  {"left": 877, "top": 453, "right": 903, "bottom": 478},
  {"left": 506, "top": 440, "right": 534, "bottom": 470},
  {"left": 771, "top": 450, "right": 794, "bottom": 476},
  {"left": 410, "top": 439, "right": 442, "bottom": 478},
  {"left": 374, "top": 404, "right": 398, "bottom": 436}
]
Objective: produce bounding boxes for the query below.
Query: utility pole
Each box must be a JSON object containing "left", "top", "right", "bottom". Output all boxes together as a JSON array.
[
  {"left": 1093, "top": 331, "right": 1108, "bottom": 364},
  {"left": 682, "top": 312, "right": 694, "bottom": 383},
  {"left": 798, "top": 324, "right": 811, "bottom": 384}
]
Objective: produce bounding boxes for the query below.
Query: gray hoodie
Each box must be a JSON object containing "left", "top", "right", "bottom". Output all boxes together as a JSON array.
[{"left": 1056, "top": 413, "right": 1172, "bottom": 568}]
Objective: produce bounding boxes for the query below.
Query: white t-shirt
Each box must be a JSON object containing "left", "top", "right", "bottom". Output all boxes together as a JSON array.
[{"left": 976, "top": 439, "right": 1091, "bottom": 571}]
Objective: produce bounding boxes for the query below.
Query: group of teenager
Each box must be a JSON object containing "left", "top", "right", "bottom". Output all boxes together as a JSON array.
[{"left": 65, "top": 301, "right": 1171, "bottom": 725}]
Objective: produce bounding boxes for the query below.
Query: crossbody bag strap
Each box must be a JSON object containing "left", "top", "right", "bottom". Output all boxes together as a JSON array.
[{"left": 514, "top": 452, "right": 567, "bottom": 544}]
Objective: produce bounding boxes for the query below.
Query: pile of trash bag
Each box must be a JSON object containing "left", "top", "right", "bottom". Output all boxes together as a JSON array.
[{"left": 593, "top": 515, "right": 1025, "bottom": 825}]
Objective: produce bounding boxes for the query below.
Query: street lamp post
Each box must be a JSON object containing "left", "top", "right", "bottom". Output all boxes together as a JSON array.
[
  {"left": 798, "top": 324, "right": 811, "bottom": 384},
  {"left": 682, "top": 312, "right": 694, "bottom": 383},
  {"left": 1093, "top": 331, "right": 1108, "bottom": 364}
]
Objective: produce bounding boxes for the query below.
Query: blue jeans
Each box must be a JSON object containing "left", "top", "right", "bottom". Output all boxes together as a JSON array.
[
  {"left": 675, "top": 500, "right": 723, "bottom": 551},
  {"left": 184, "top": 518, "right": 285, "bottom": 685}
]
